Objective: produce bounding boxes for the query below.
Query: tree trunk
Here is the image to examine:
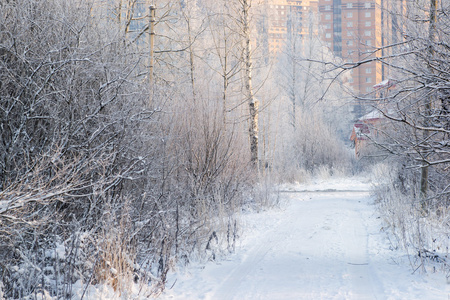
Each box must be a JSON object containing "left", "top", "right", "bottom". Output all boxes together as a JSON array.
[
  {"left": 420, "top": 0, "right": 437, "bottom": 199},
  {"left": 149, "top": 5, "right": 156, "bottom": 105},
  {"left": 242, "top": 0, "right": 259, "bottom": 168}
]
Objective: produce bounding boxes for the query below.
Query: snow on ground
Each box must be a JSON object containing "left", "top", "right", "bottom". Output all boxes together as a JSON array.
[{"left": 158, "top": 176, "right": 450, "bottom": 300}]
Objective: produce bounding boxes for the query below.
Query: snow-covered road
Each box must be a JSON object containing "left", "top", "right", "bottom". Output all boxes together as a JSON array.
[
  {"left": 211, "top": 190, "right": 379, "bottom": 300},
  {"left": 159, "top": 177, "right": 450, "bottom": 299}
]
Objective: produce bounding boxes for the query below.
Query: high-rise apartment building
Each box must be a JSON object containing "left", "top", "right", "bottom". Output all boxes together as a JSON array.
[
  {"left": 318, "top": 0, "right": 384, "bottom": 95},
  {"left": 266, "top": 0, "right": 398, "bottom": 95},
  {"left": 318, "top": 0, "right": 404, "bottom": 95},
  {"left": 267, "top": 0, "right": 319, "bottom": 55}
]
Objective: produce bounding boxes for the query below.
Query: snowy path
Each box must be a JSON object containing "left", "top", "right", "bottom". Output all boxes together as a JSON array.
[
  {"left": 159, "top": 178, "right": 450, "bottom": 300},
  {"left": 210, "top": 190, "right": 380, "bottom": 300}
]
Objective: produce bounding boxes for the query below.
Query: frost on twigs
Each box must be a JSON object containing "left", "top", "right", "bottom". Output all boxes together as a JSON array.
[{"left": 373, "top": 162, "right": 450, "bottom": 276}]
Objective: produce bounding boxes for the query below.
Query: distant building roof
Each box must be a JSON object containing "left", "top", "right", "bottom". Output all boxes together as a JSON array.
[
  {"left": 373, "top": 79, "right": 397, "bottom": 89},
  {"left": 359, "top": 110, "right": 384, "bottom": 121}
]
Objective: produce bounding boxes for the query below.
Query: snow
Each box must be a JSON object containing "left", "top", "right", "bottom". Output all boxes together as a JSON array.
[
  {"left": 71, "top": 280, "right": 117, "bottom": 300},
  {"left": 359, "top": 110, "right": 384, "bottom": 121},
  {"left": 157, "top": 176, "right": 450, "bottom": 300},
  {"left": 373, "top": 79, "right": 396, "bottom": 89}
]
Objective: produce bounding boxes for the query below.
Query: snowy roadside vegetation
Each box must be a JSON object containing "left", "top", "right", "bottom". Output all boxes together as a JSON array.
[
  {"left": 0, "top": 0, "right": 351, "bottom": 298},
  {"left": 372, "top": 162, "right": 450, "bottom": 279},
  {"left": 1, "top": 0, "right": 449, "bottom": 299},
  {"left": 0, "top": 1, "right": 252, "bottom": 298}
]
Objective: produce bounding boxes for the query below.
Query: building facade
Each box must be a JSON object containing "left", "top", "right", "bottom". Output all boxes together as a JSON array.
[
  {"left": 318, "top": 0, "right": 405, "bottom": 95},
  {"left": 267, "top": 0, "right": 319, "bottom": 55},
  {"left": 318, "top": 0, "right": 384, "bottom": 95}
]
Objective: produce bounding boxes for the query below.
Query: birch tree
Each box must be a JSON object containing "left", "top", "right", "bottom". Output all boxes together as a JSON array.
[{"left": 240, "top": 0, "right": 259, "bottom": 168}]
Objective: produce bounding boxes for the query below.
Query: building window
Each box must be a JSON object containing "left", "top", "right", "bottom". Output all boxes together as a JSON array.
[
  {"left": 346, "top": 40, "right": 354, "bottom": 45},
  {"left": 326, "top": 33, "right": 332, "bottom": 38},
  {"left": 366, "top": 87, "right": 372, "bottom": 92},
  {"left": 347, "top": 21, "right": 353, "bottom": 27},
  {"left": 347, "top": 3, "right": 353, "bottom": 8},
  {"left": 365, "top": 12, "right": 371, "bottom": 17},
  {"left": 347, "top": 12, "right": 353, "bottom": 18},
  {"left": 327, "top": 42, "right": 332, "bottom": 47},
  {"left": 366, "top": 40, "right": 372, "bottom": 45},
  {"left": 366, "top": 77, "right": 372, "bottom": 83},
  {"left": 365, "top": 30, "right": 371, "bottom": 36},
  {"left": 281, "top": 11, "right": 284, "bottom": 14},
  {"left": 349, "top": 77, "right": 354, "bottom": 83},
  {"left": 364, "top": 2, "right": 371, "bottom": 8},
  {"left": 347, "top": 31, "right": 353, "bottom": 36},
  {"left": 365, "top": 21, "right": 371, "bottom": 26},
  {"left": 366, "top": 68, "right": 372, "bottom": 74},
  {"left": 325, "top": 5, "right": 331, "bottom": 10},
  {"left": 325, "top": 14, "right": 331, "bottom": 20},
  {"left": 325, "top": 23, "right": 332, "bottom": 29}
]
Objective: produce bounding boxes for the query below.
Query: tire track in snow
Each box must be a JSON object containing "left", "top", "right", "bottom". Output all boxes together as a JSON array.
[
  {"left": 209, "top": 211, "right": 287, "bottom": 300},
  {"left": 341, "top": 202, "right": 384, "bottom": 300}
]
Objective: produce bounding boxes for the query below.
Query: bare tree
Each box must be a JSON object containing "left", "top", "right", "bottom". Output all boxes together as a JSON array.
[
  {"left": 420, "top": 0, "right": 439, "bottom": 198},
  {"left": 0, "top": 0, "right": 284, "bottom": 297},
  {"left": 205, "top": 1, "right": 243, "bottom": 126},
  {"left": 267, "top": 8, "right": 352, "bottom": 179},
  {"left": 239, "top": 0, "right": 259, "bottom": 168}
]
